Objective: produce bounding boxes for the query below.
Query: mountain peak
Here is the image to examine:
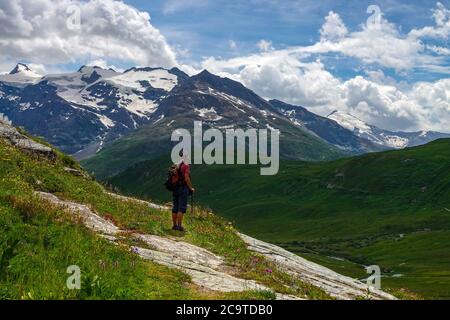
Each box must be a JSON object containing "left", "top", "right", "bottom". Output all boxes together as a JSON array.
[
  {"left": 191, "top": 69, "right": 218, "bottom": 82},
  {"left": 10, "top": 63, "right": 34, "bottom": 75},
  {"left": 77, "top": 65, "right": 105, "bottom": 73},
  {"left": 198, "top": 69, "right": 213, "bottom": 76},
  {"left": 124, "top": 66, "right": 163, "bottom": 73},
  {"left": 327, "top": 109, "right": 339, "bottom": 117}
]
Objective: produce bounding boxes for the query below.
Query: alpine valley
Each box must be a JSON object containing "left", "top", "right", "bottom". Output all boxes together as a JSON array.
[
  {"left": 1, "top": 63, "right": 448, "bottom": 178},
  {"left": 2, "top": 63, "right": 450, "bottom": 299}
]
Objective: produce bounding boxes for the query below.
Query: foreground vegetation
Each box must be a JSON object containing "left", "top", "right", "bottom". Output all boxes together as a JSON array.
[
  {"left": 0, "top": 137, "right": 329, "bottom": 299},
  {"left": 109, "top": 139, "right": 450, "bottom": 299}
]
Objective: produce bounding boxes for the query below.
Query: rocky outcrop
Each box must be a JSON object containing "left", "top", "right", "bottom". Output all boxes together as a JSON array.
[
  {"left": 37, "top": 192, "right": 120, "bottom": 235},
  {"left": 0, "top": 119, "right": 55, "bottom": 160},
  {"left": 35, "top": 191, "right": 396, "bottom": 300},
  {"left": 63, "top": 167, "right": 90, "bottom": 179},
  {"left": 239, "top": 233, "right": 396, "bottom": 300},
  {"left": 35, "top": 191, "right": 299, "bottom": 300},
  {"left": 107, "top": 192, "right": 167, "bottom": 211}
]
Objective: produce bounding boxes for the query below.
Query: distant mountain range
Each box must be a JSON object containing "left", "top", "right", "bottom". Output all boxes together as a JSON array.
[
  {"left": 327, "top": 110, "right": 450, "bottom": 149},
  {"left": 1, "top": 63, "right": 448, "bottom": 176}
]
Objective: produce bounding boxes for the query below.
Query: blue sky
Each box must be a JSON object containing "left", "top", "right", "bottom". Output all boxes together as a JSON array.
[
  {"left": 125, "top": 0, "right": 450, "bottom": 82},
  {"left": 0, "top": 0, "right": 449, "bottom": 132}
]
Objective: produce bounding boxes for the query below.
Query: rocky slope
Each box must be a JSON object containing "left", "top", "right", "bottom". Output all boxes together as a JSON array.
[{"left": 36, "top": 190, "right": 395, "bottom": 300}]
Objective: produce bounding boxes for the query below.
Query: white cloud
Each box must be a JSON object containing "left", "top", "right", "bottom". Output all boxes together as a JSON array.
[
  {"left": 196, "top": 3, "right": 450, "bottom": 132},
  {"left": 257, "top": 39, "right": 273, "bottom": 52},
  {"left": 163, "top": 0, "right": 209, "bottom": 14},
  {"left": 340, "top": 76, "right": 429, "bottom": 131},
  {"left": 0, "top": 0, "right": 177, "bottom": 70},
  {"left": 409, "top": 2, "right": 450, "bottom": 39},
  {"left": 27, "top": 63, "right": 47, "bottom": 75},
  {"left": 293, "top": 3, "right": 450, "bottom": 73},
  {"left": 86, "top": 59, "right": 123, "bottom": 72},
  {"left": 305, "top": 17, "right": 441, "bottom": 72},
  {"left": 320, "top": 11, "right": 348, "bottom": 41},
  {"left": 426, "top": 45, "right": 450, "bottom": 55},
  {"left": 199, "top": 46, "right": 449, "bottom": 132}
]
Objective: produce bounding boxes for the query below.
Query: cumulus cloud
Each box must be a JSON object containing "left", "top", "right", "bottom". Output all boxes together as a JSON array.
[
  {"left": 205, "top": 51, "right": 449, "bottom": 131},
  {"left": 0, "top": 0, "right": 177, "bottom": 70},
  {"left": 306, "top": 16, "right": 442, "bottom": 72},
  {"left": 277, "top": 3, "right": 449, "bottom": 73},
  {"left": 196, "top": 3, "right": 450, "bottom": 132},
  {"left": 409, "top": 2, "right": 450, "bottom": 39},
  {"left": 320, "top": 11, "right": 348, "bottom": 41}
]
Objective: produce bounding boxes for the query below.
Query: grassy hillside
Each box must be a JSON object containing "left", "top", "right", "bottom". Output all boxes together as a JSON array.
[
  {"left": 0, "top": 133, "right": 330, "bottom": 300},
  {"left": 108, "top": 139, "right": 450, "bottom": 299}
]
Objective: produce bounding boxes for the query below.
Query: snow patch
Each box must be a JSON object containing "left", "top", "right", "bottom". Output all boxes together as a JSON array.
[
  {"left": 97, "top": 114, "right": 115, "bottom": 128},
  {"left": 196, "top": 107, "right": 223, "bottom": 121},
  {"left": 249, "top": 116, "right": 259, "bottom": 124},
  {"left": 109, "top": 68, "right": 177, "bottom": 92}
]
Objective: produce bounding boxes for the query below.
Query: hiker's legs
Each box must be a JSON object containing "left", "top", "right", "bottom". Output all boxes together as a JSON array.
[
  {"left": 172, "top": 191, "right": 180, "bottom": 228},
  {"left": 176, "top": 212, "right": 184, "bottom": 227},
  {"left": 177, "top": 187, "right": 189, "bottom": 229},
  {"left": 172, "top": 212, "right": 177, "bottom": 226}
]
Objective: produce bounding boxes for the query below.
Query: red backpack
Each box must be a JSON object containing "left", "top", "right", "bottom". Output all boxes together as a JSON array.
[{"left": 164, "top": 163, "right": 184, "bottom": 191}]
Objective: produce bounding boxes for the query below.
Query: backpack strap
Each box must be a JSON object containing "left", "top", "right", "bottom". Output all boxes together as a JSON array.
[{"left": 178, "top": 162, "right": 185, "bottom": 186}]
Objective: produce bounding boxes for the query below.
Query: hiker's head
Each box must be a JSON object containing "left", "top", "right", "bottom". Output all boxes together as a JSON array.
[{"left": 179, "top": 149, "right": 189, "bottom": 162}]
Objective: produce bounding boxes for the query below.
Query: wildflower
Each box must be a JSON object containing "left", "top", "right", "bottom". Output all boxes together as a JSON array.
[{"left": 265, "top": 268, "right": 273, "bottom": 274}]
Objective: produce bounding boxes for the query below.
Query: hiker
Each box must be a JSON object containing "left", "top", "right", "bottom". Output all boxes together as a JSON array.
[{"left": 166, "top": 150, "right": 195, "bottom": 232}]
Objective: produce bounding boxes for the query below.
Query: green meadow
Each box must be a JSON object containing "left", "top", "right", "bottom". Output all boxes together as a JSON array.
[{"left": 109, "top": 139, "right": 450, "bottom": 299}]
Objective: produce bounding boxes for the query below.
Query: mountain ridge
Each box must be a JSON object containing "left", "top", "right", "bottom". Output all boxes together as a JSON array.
[
  {"left": 1, "top": 63, "right": 448, "bottom": 170},
  {"left": 327, "top": 110, "right": 450, "bottom": 148}
]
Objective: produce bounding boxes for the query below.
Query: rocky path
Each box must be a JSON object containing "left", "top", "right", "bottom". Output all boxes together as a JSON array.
[
  {"left": 36, "top": 192, "right": 299, "bottom": 300},
  {"left": 36, "top": 191, "right": 396, "bottom": 300}
]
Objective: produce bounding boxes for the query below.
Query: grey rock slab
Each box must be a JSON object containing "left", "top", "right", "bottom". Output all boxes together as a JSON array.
[
  {"left": 0, "top": 120, "right": 55, "bottom": 159},
  {"left": 35, "top": 192, "right": 120, "bottom": 235},
  {"left": 238, "top": 233, "right": 396, "bottom": 300}
]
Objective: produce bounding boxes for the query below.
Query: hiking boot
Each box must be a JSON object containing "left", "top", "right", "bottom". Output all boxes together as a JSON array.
[
  {"left": 177, "top": 226, "right": 186, "bottom": 232},
  {"left": 172, "top": 225, "right": 178, "bottom": 230}
]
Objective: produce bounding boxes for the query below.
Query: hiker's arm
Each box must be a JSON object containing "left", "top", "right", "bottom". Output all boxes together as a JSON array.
[{"left": 184, "top": 173, "right": 194, "bottom": 192}]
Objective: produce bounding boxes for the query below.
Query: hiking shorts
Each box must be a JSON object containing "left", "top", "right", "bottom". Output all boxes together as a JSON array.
[{"left": 172, "top": 186, "right": 189, "bottom": 214}]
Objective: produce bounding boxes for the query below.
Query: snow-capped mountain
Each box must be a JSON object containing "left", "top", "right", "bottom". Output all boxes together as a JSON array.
[
  {"left": 270, "top": 100, "right": 385, "bottom": 153},
  {"left": 327, "top": 110, "right": 450, "bottom": 149},
  {"left": 1, "top": 63, "right": 448, "bottom": 167},
  {"left": 0, "top": 63, "right": 42, "bottom": 87},
  {"left": 0, "top": 64, "right": 187, "bottom": 156},
  {"left": 81, "top": 69, "right": 348, "bottom": 178}
]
